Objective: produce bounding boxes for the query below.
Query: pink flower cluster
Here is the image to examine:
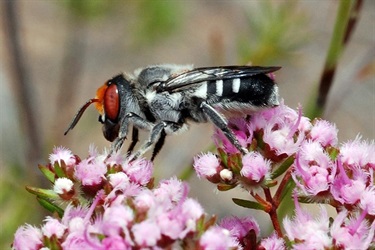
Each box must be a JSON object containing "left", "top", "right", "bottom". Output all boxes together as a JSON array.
[
  {"left": 284, "top": 193, "right": 375, "bottom": 249},
  {"left": 13, "top": 147, "right": 242, "bottom": 249},
  {"left": 13, "top": 102, "right": 374, "bottom": 249},
  {"left": 194, "top": 102, "right": 375, "bottom": 249},
  {"left": 194, "top": 102, "right": 310, "bottom": 190}
]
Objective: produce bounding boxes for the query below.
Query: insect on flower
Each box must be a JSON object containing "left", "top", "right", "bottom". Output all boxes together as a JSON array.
[{"left": 64, "top": 64, "right": 280, "bottom": 160}]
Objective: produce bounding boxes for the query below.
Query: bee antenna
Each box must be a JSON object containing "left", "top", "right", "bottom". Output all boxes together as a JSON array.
[{"left": 64, "top": 98, "right": 100, "bottom": 135}]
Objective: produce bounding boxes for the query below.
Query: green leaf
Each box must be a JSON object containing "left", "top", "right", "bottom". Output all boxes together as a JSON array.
[
  {"left": 228, "top": 154, "right": 243, "bottom": 175},
  {"left": 279, "top": 177, "right": 295, "bottom": 203},
  {"left": 271, "top": 155, "right": 295, "bottom": 179},
  {"left": 276, "top": 178, "right": 296, "bottom": 219},
  {"left": 232, "top": 198, "right": 265, "bottom": 211},
  {"left": 254, "top": 132, "right": 265, "bottom": 150},
  {"left": 217, "top": 183, "right": 237, "bottom": 191},
  {"left": 203, "top": 215, "right": 217, "bottom": 231},
  {"left": 38, "top": 164, "right": 55, "bottom": 183},
  {"left": 26, "top": 186, "right": 59, "bottom": 199},
  {"left": 217, "top": 148, "right": 228, "bottom": 167},
  {"left": 196, "top": 215, "right": 205, "bottom": 234},
  {"left": 36, "top": 197, "right": 64, "bottom": 217},
  {"left": 328, "top": 147, "right": 339, "bottom": 160},
  {"left": 264, "top": 179, "right": 278, "bottom": 188},
  {"left": 54, "top": 162, "right": 66, "bottom": 178}
]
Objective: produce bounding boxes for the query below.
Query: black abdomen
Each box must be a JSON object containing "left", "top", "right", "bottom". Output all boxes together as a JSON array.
[{"left": 207, "top": 74, "right": 278, "bottom": 106}]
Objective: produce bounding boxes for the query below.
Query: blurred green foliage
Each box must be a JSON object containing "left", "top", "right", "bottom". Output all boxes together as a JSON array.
[
  {"left": 0, "top": 166, "right": 43, "bottom": 249},
  {"left": 133, "top": 0, "right": 182, "bottom": 45},
  {"left": 237, "top": 0, "right": 307, "bottom": 65},
  {"left": 62, "top": 0, "right": 114, "bottom": 20}
]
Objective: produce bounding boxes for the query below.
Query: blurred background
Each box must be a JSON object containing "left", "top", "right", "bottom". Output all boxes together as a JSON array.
[{"left": 1, "top": 0, "right": 374, "bottom": 247}]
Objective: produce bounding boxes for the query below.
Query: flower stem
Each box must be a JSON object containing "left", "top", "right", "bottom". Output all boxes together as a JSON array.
[
  {"left": 263, "top": 188, "right": 283, "bottom": 237},
  {"left": 178, "top": 164, "right": 194, "bottom": 181},
  {"left": 273, "top": 168, "right": 293, "bottom": 205},
  {"left": 306, "top": 0, "right": 354, "bottom": 119}
]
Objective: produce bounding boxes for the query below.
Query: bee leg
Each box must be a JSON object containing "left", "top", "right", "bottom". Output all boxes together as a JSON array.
[
  {"left": 200, "top": 102, "right": 248, "bottom": 155},
  {"left": 151, "top": 129, "right": 166, "bottom": 161},
  {"left": 127, "top": 127, "right": 139, "bottom": 154},
  {"left": 150, "top": 121, "right": 183, "bottom": 161},
  {"left": 132, "top": 122, "right": 166, "bottom": 161},
  {"left": 110, "top": 113, "right": 154, "bottom": 155}
]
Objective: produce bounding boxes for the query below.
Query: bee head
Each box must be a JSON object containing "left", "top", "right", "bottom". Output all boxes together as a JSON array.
[{"left": 64, "top": 74, "right": 130, "bottom": 142}]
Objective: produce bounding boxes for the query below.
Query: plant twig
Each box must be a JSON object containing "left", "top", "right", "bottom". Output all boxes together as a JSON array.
[
  {"left": 307, "top": 0, "right": 355, "bottom": 118},
  {"left": 343, "top": 0, "right": 363, "bottom": 45},
  {"left": 263, "top": 188, "right": 283, "bottom": 237},
  {"left": 2, "top": 0, "right": 43, "bottom": 168}
]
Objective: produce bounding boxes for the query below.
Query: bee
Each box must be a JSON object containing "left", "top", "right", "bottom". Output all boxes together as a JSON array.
[{"left": 64, "top": 64, "right": 280, "bottom": 160}]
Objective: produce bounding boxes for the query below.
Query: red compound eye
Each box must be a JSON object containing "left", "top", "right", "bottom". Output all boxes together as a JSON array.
[{"left": 104, "top": 83, "right": 120, "bottom": 121}]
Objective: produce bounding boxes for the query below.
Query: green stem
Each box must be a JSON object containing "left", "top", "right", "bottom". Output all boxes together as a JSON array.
[
  {"left": 306, "top": 0, "right": 354, "bottom": 119},
  {"left": 178, "top": 164, "right": 194, "bottom": 181}
]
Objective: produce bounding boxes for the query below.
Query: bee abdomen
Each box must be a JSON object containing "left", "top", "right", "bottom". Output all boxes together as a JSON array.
[{"left": 205, "top": 75, "right": 279, "bottom": 107}]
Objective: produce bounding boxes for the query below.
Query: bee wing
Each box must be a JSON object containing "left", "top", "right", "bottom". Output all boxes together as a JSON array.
[{"left": 157, "top": 66, "right": 281, "bottom": 92}]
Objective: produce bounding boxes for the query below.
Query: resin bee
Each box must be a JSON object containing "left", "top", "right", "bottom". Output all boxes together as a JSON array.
[{"left": 64, "top": 64, "right": 280, "bottom": 160}]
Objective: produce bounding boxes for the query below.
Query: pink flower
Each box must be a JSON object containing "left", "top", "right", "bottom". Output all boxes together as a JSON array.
[
  {"left": 108, "top": 172, "right": 130, "bottom": 190},
  {"left": 66, "top": 217, "right": 85, "bottom": 233},
  {"left": 106, "top": 172, "right": 141, "bottom": 203},
  {"left": 41, "top": 217, "right": 67, "bottom": 238},
  {"left": 102, "top": 204, "right": 134, "bottom": 236},
  {"left": 263, "top": 125, "right": 304, "bottom": 156},
  {"left": 199, "top": 226, "right": 238, "bottom": 250},
  {"left": 181, "top": 198, "right": 204, "bottom": 221},
  {"left": 103, "top": 148, "right": 125, "bottom": 167},
  {"left": 74, "top": 157, "right": 107, "bottom": 186},
  {"left": 61, "top": 205, "right": 89, "bottom": 225},
  {"left": 309, "top": 120, "right": 338, "bottom": 147},
  {"left": 132, "top": 219, "right": 161, "bottom": 246},
  {"left": 241, "top": 152, "right": 271, "bottom": 184},
  {"left": 220, "top": 215, "right": 260, "bottom": 244},
  {"left": 133, "top": 189, "right": 156, "bottom": 213},
  {"left": 49, "top": 146, "right": 76, "bottom": 167},
  {"left": 360, "top": 186, "right": 375, "bottom": 215},
  {"left": 293, "top": 141, "right": 335, "bottom": 196},
  {"left": 249, "top": 102, "right": 295, "bottom": 132},
  {"left": 13, "top": 225, "right": 43, "bottom": 250},
  {"left": 229, "top": 117, "right": 253, "bottom": 146},
  {"left": 18, "top": 146, "right": 248, "bottom": 249},
  {"left": 153, "top": 177, "right": 189, "bottom": 206},
  {"left": 179, "top": 198, "right": 204, "bottom": 237},
  {"left": 340, "top": 137, "right": 375, "bottom": 170},
  {"left": 156, "top": 211, "right": 185, "bottom": 240},
  {"left": 331, "top": 210, "right": 375, "bottom": 249},
  {"left": 259, "top": 232, "right": 285, "bottom": 250},
  {"left": 60, "top": 217, "right": 91, "bottom": 249},
  {"left": 193, "top": 152, "right": 222, "bottom": 179},
  {"left": 250, "top": 102, "right": 306, "bottom": 133},
  {"left": 101, "top": 235, "right": 131, "bottom": 249},
  {"left": 123, "top": 158, "right": 153, "bottom": 185},
  {"left": 214, "top": 129, "right": 244, "bottom": 154},
  {"left": 256, "top": 103, "right": 308, "bottom": 158},
  {"left": 331, "top": 159, "right": 367, "bottom": 205},
  {"left": 283, "top": 195, "right": 331, "bottom": 249}
]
